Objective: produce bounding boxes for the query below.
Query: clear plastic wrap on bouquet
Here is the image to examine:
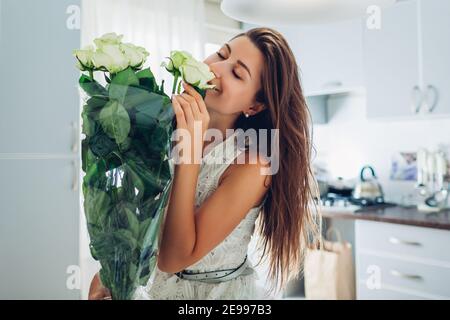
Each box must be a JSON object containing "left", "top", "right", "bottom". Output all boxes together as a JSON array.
[
  {"left": 79, "top": 67, "right": 173, "bottom": 300},
  {"left": 74, "top": 32, "right": 216, "bottom": 299}
]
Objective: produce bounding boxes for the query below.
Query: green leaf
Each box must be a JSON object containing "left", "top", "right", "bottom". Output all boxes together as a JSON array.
[
  {"left": 115, "top": 229, "right": 139, "bottom": 251},
  {"left": 134, "top": 92, "right": 168, "bottom": 127},
  {"left": 136, "top": 68, "right": 154, "bottom": 80},
  {"left": 83, "top": 159, "right": 107, "bottom": 188},
  {"left": 158, "top": 103, "right": 174, "bottom": 123},
  {"left": 122, "top": 87, "right": 157, "bottom": 111},
  {"left": 85, "top": 96, "right": 109, "bottom": 116},
  {"left": 87, "top": 96, "right": 109, "bottom": 109},
  {"left": 125, "top": 207, "right": 139, "bottom": 239},
  {"left": 81, "top": 110, "right": 96, "bottom": 136},
  {"left": 136, "top": 68, "right": 157, "bottom": 92},
  {"left": 138, "top": 218, "right": 151, "bottom": 242},
  {"left": 99, "top": 100, "right": 131, "bottom": 144},
  {"left": 129, "top": 263, "right": 138, "bottom": 282},
  {"left": 104, "top": 151, "right": 123, "bottom": 171},
  {"left": 112, "top": 67, "right": 139, "bottom": 86},
  {"left": 87, "top": 223, "right": 102, "bottom": 240},
  {"left": 88, "top": 131, "right": 117, "bottom": 158},
  {"left": 110, "top": 199, "right": 138, "bottom": 230},
  {"left": 90, "top": 230, "right": 136, "bottom": 261},
  {"left": 81, "top": 138, "right": 94, "bottom": 172},
  {"left": 109, "top": 67, "right": 139, "bottom": 102},
  {"left": 84, "top": 187, "right": 111, "bottom": 227},
  {"left": 138, "top": 256, "right": 156, "bottom": 286},
  {"left": 118, "top": 137, "right": 132, "bottom": 152},
  {"left": 79, "top": 74, "right": 107, "bottom": 97},
  {"left": 122, "top": 163, "right": 145, "bottom": 202}
]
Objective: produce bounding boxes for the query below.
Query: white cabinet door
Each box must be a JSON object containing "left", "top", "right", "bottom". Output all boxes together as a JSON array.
[
  {"left": 363, "top": 1, "right": 421, "bottom": 119},
  {"left": 355, "top": 220, "right": 450, "bottom": 300},
  {"left": 0, "top": 0, "right": 80, "bottom": 154},
  {"left": 0, "top": 158, "right": 80, "bottom": 299},
  {"left": 278, "top": 19, "right": 364, "bottom": 96},
  {"left": 420, "top": 0, "right": 450, "bottom": 115}
]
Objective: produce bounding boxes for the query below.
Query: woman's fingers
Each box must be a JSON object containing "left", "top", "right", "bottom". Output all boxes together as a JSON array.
[
  {"left": 176, "top": 94, "right": 194, "bottom": 123},
  {"left": 181, "top": 81, "right": 208, "bottom": 115},
  {"left": 180, "top": 92, "right": 200, "bottom": 117},
  {"left": 171, "top": 95, "right": 186, "bottom": 127}
]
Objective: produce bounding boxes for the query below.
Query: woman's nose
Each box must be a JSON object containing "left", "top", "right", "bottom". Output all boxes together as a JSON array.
[{"left": 209, "top": 64, "right": 221, "bottom": 79}]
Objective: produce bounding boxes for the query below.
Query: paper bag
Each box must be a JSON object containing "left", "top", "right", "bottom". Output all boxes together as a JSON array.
[{"left": 304, "top": 227, "right": 356, "bottom": 300}]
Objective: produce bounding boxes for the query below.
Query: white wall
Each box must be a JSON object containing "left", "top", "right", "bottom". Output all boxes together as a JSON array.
[{"left": 312, "top": 91, "right": 450, "bottom": 204}]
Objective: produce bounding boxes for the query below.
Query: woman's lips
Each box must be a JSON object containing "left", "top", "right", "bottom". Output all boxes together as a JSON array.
[{"left": 207, "top": 79, "right": 221, "bottom": 92}]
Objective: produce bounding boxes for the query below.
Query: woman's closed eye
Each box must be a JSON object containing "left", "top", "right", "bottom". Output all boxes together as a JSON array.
[{"left": 216, "top": 52, "right": 241, "bottom": 80}]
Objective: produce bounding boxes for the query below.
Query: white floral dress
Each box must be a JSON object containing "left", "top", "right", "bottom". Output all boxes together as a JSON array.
[{"left": 133, "top": 131, "right": 271, "bottom": 300}]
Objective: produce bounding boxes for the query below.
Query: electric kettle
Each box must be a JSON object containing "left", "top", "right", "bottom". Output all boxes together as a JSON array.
[{"left": 352, "top": 166, "right": 385, "bottom": 204}]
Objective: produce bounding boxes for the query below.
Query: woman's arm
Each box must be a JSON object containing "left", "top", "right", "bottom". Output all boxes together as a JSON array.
[
  {"left": 157, "top": 82, "right": 270, "bottom": 273},
  {"left": 158, "top": 157, "right": 270, "bottom": 273},
  {"left": 157, "top": 163, "right": 200, "bottom": 271}
]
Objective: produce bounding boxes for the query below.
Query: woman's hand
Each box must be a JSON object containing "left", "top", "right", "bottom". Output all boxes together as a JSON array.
[
  {"left": 88, "top": 272, "right": 112, "bottom": 300},
  {"left": 172, "top": 81, "right": 210, "bottom": 164}
]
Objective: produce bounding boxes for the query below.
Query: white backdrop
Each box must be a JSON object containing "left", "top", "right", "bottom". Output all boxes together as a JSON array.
[{"left": 79, "top": 0, "right": 205, "bottom": 299}]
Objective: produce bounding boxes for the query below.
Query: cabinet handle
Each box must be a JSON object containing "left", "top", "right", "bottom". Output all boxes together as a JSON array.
[
  {"left": 71, "top": 121, "right": 79, "bottom": 153},
  {"left": 71, "top": 160, "right": 79, "bottom": 192},
  {"left": 425, "top": 85, "right": 439, "bottom": 113},
  {"left": 390, "top": 269, "right": 423, "bottom": 281},
  {"left": 389, "top": 237, "right": 422, "bottom": 246},
  {"left": 411, "top": 85, "right": 423, "bottom": 114},
  {"left": 322, "top": 81, "right": 343, "bottom": 88}
]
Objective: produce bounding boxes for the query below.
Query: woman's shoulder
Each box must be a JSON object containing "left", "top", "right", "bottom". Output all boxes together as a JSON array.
[{"left": 218, "top": 150, "right": 272, "bottom": 193}]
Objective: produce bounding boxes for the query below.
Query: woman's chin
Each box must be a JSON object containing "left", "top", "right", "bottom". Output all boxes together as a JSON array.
[
  {"left": 206, "top": 88, "right": 219, "bottom": 96},
  {"left": 204, "top": 89, "right": 217, "bottom": 104}
]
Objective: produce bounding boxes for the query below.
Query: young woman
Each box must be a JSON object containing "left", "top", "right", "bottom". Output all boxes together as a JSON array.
[{"left": 89, "top": 27, "right": 320, "bottom": 300}]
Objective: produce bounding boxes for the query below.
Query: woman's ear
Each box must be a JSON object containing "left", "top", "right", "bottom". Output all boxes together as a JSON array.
[{"left": 246, "top": 102, "right": 266, "bottom": 116}]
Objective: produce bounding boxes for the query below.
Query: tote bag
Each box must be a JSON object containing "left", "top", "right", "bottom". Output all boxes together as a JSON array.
[{"left": 304, "top": 227, "right": 356, "bottom": 300}]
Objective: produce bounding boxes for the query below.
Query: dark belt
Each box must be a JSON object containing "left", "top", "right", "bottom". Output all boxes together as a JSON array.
[{"left": 174, "top": 255, "right": 254, "bottom": 283}]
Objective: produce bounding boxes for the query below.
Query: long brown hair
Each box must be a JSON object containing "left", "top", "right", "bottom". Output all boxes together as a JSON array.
[{"left": 232, "top": 27, "right": 322, "bottom": 294}]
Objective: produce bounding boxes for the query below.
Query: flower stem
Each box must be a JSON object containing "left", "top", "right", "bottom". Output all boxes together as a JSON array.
[
  {"left": 172, "top": 75, "right": 179, "bottom": 95},
  {"left": 89, "top": 69, "right": 94, "bottom": 81}
]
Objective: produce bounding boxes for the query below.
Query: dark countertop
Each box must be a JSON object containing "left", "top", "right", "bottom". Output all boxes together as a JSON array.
[{"left": 321, "top": 205, "right": 450, "bottom": 230}]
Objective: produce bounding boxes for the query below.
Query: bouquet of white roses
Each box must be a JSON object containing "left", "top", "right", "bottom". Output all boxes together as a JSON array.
[{"left": 74, "top": 33, "right": 215, "bottom": 300}]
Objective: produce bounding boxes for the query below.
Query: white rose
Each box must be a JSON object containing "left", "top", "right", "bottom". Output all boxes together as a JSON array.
[
  {"left": 120, "top": 43, "right": 149, "bottom": 68},
  {"left": 160, "top": 50, "right": 192, "bottom": 72},
  {"left": 73, "top": 45, "right": 95, "bottom": 71},
  {"left": 92, "top": 44, "right": 129, "bottom": 74},
  {"left": 94, "top": 32, "right": 124, "bottom": 49},
  {"left": 180, "top": 58, "right": 215, "bottom": 90}
]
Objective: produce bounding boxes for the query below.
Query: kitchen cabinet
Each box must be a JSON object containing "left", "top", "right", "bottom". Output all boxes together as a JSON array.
[
  {"left": 355, "top": 220, "right": 450, "bottom": 300},
  {"left": 0, "top": 0, "right": 80, "bottom": 154},
  {"left": 0, "top": 159, "right": 80, "bottom": 299},
  {"left": 420, "top": 0, "right": 450, "bottom": 115},
  {"left": 243, "top": 21, "right": 364, "bottom": 96},
  {"left": 363, "top": 0, "right": 420, "bottom": 119},
  {"left": 364, "top": 0, "right": 450, "bottom": 119},
  {"left": 243, "top": 20, "right": 364, "bottom": 124},
  {"left": 274, "top": 20, "right": 364, "bottom": 97},
  {"left": 0, "top": 0, "right": 81, "bottom": 299}
]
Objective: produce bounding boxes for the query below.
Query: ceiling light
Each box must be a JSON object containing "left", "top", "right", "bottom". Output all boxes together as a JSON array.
[{"left": 221, "top": 0, "right": 397, "bottom": 25}]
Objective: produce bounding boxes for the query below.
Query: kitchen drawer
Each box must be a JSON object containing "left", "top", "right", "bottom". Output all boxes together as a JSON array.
[
  {"left": 357, "top": 252, "right": 450, "bottom": 299},
  {"left": 357, "top": 281, "right": 428, "bottom": 300},
  {"left": 355, "top": 220, "right": 450, "bottom": 263}
]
